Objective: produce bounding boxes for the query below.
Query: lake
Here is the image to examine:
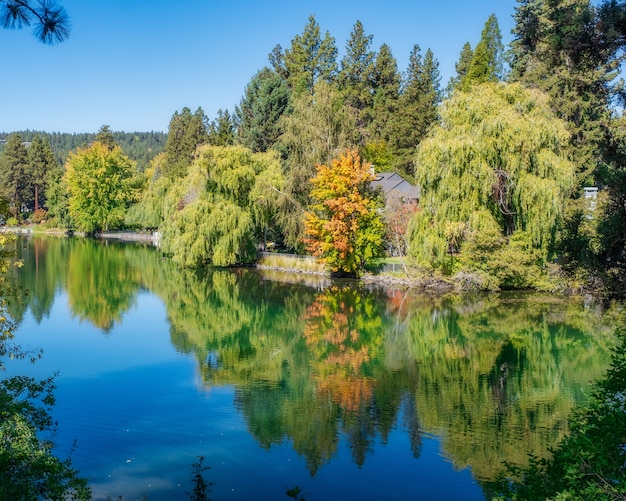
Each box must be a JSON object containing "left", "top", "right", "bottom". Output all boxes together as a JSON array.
[{"left": 2, "top": 235, "right": 618, "bottom": 500}]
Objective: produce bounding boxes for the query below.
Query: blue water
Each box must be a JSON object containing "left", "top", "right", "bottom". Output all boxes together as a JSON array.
[{"left": 7, "top": 290, "right": 485, "bottom": 500}]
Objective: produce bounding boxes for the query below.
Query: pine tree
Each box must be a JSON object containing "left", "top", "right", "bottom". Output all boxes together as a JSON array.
[
  {"left": 26, "top": 135, "right": 58, "bottom": 212},
  {"left": 369, "top": 43, "right": 401, "bottom": 142},
  {"left": 95, "top": 124, "right": 116, "bottom": 150},
  {"left": 207, "top": 109, "right": 236, "bottom": 147},
  {"left": 0, "top": 134, "right": 29, "bottom": 218},
  {"left": 446, "top": 42, "right": 474, "bottom": 95},
  {"left": 162, "top": 107, "right": 209, "bottom": 179},
  {"left": 235, "top": 67, "right": 290, "bottom": 153},
  {"left": 459, "top": 14, "right": 504, "bottom": 90},
  {"left": 0, "top": 0, "right": 70, "bottom": 44},
  {"left": 273, "top": 15, "right": 338, "bottom": 95},
  {"left": 337, "top": 20, "right": 376, "bottom": 143},
  {"left": 388, "top": 45, "right": 442, "bottom": 177}
]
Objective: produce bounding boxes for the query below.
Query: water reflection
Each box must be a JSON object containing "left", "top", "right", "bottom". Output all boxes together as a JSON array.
[{"left": 9, "top": 235, "right": 617, "bottom": 490}]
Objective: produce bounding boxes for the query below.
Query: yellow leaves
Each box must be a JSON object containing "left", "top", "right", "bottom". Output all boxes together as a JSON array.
[{"left": 303, "top": 149, "right": 384, "bottom": 275}]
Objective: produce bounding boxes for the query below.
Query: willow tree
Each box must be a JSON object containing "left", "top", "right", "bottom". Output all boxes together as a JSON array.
[
  {"left": 409, "top": 82, "right": 575, "bottom": 289},
  {"left": 160, "top": 144, "right": 283, "bottom": 267}
]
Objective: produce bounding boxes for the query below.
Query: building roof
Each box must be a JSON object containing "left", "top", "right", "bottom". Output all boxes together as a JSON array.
[{"left": 371, "top": 172, "right": 420, "bottom": 201}]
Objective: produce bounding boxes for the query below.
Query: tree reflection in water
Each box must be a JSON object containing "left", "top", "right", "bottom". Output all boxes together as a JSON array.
[{"left": 9, "top": 235, "right": 617, "bottom": 487}]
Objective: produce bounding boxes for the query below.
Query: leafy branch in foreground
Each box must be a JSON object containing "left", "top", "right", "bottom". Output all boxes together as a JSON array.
[{"left": 0, "top": 230, "right": 90, "bottom": 499}]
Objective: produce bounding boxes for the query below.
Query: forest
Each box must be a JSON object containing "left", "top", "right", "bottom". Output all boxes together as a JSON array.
[{"left": 1, "top": 0, "right": 626, "bottom": 295}]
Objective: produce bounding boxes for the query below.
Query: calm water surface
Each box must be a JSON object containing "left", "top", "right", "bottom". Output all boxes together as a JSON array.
[{"left": 3, "top": 236, "right": 617, "bottom": 500}]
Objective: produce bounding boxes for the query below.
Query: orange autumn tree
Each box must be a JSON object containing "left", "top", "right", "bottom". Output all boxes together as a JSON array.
[{"left": 303, "top": 149, "right": 385, "bottom": 277}]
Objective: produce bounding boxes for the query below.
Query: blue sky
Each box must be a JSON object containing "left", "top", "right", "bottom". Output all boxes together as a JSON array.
[{"left": 1, "top": 1, "right": 518, "bottom": 133}]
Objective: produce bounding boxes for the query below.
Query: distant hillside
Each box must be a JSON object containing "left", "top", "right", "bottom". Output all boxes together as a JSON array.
[{"left": 0, "top": 130, "right": 167, "bottom": 171}]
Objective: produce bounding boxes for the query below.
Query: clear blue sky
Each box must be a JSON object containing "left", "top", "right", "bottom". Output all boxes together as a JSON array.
[{"left": 1, "top": 1, "right": 518, "bottom": 133}]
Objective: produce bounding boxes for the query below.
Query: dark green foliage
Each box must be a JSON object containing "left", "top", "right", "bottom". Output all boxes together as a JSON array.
[
  {"left": 446, "top": 42, "right": 474, "bottom": 94},
  {"left": 271, "top": 15, "right": 338, "bottom": 95},
  {"left": 509, "top": 0, "right": 626, "bottom": 293},
  {"left": 235, "top": 67, "right": 290, "bottom": 153},
  {"left": 337, "top": 20, "right": 376, "bottom": 143},
  {"left": 388, "top": 45, "right": 442, "bottom": 177},
  {"left": 0, "top": 133, "right": 29, "bottom": 218},
  {"left": 493, "top": 326, "right": 626, "bottom": 500},
  {"left": 162, "top": 107, "right": 209, "bottom": 179},
  {"left": 26, "top": 134, "right": 58, "bottom": 212},
  {"left": 369, "top": 43, "right": 401, "bottom": 144},
  {"left": 207, "top": 109, "right": 236, "bottom": 147},
  {"left": 95, "top": 124, "right": 116, "bottom": 150},
  {"left": 44, "top": 163, "right": 71, "bottom": 228},
  {"left": 0, "top": 0, "right": 70, "bottom": 44},
  {"left": 0, "top": 130, "right": 167, "bottom": 172}
]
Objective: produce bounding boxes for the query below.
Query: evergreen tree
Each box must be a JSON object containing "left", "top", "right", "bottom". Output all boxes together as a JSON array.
[
  {"left": 26, "top": 135, "right": 58, "bottom": 211},
  {"left": 446, "top": 42, "right": 474, "bottom": 95},
  {"left": 162, "top": 107, "right": 209, "bottom": 179},
  {"left": 369, "top": 43, "right": 401, "bottom": 142},
  {"left": 235, "top": 67, "right": 290, "bottom": 153},
  {"left": 44, "top": 163, "right": 71, "bottom": 228},
  {"left": 271, "top": 15, "right": 338, "bottom": 95},
  {"left": 388, "top": 45, "right": 442, "bottom": 177},
  {"left": 207, "top": 109, "right": 236, "bottom": 147},
  {"left": 95, "top": 124, "right": 116, "bottom": 150},
  {"left": 0, "top": 0, "right": 70, "bottom": 44},
  {"left": 459, "top": 14, "right": 505, "bottom": 90},
  {"left": 0, "top": 134, "right": 29, "bottom": 218},
  {"left": 337, "top": 20, "right": 376, "bottom": 144},
  {"left": 509, "top": 0, "right": 626, "bottom": 292}
]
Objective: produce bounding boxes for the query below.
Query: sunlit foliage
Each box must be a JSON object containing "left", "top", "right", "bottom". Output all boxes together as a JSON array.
[
  {"left": 160, "top": 144, "right": 284, "bottom": 267},
  {"left": 409, "top": 82, "right": 575, "bottom": 289},
  {"left": 64, "top": 141, "right": 138, "bottom": 234},
  {"left": 303, "top": 149, "right": 385, "bottom": 276}
]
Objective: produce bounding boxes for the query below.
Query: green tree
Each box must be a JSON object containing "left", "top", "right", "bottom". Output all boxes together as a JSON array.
[
  {"left": 303, "top": 149, "right": 385, "bottom": 276},
  {"left": 26, "top": 134, "right": 58, "bottom": 212},
  {"left": 337, "top": 20, "right": 376, "bottom": 143},
  {"left": 509, "top": 0, "right": 626, "bottom": 294},
  {"left": 271, "top": 15, "right": 338, "bottom": 95},
  {"left": 44, "top": 163, "right": 71, "bottom": 228},
  {"left": 235, "top": 67, "right": 290, "bottom": 153},
  {"left": 95, "top": 124, "right": 116, "bottom": 150},
  {"left": 64, "top": 141, "right": 137, "bottom": 234},
  {"left": 0, "top": 134, "right": 29, "bottom": 218},
  {"left": 460, "top": 14, "right": 505, "bottom": 90},
  {"left": 408, "top": 83, "right": 575, "bottom": 289},
  {"left": 388, "top": 45, "right": 441, "bottom": 177},
  {"left": 369, "top": 43, "right": 401, "bottom": 144},
  {"left": 160, "top": 144, "right": 284, "bottom": 267},
  {"left": 446, "top": 42, "right": 474, "bottom": 95},
  {"left": 277, "top": 81, "right": 358, "bottom": 251},
  {"left": 162, "top": 107, "right": 209, "bottom": 179},
  {"left": 207, "top": 109, "right": 236, "bottom": 147},
  {"left": 0, "top": 0, "right": 70, "bottom": 44}
]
